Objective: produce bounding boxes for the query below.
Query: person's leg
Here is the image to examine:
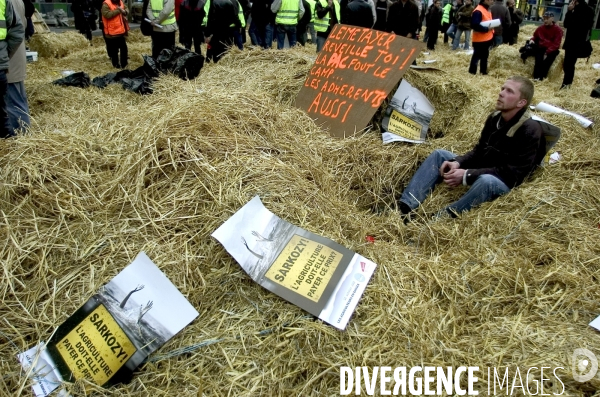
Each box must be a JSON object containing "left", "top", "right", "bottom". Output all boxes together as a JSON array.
[
  {"left": 0, "top": 71, "right": 11, "bottom": 138},
  {"left": 493, "top": 34, "right": 502, "bottom": 47},
  {"left": 119, "top": 36, "right": 128, "bottom": 68},
  {"left": 533, "top": 47, "right": 545, "bottom": 79},
  {"left": 562, "top": 49, "right": 577, "bottom": 86},
  {"left": 5, "top": 81, "right": 30, "bottom": 134},
  {"left": 541, "top": 50, "right": 558, "bottom": 79},
  {"left": 479, "top": 40, "right": 491, "bottom": 74},
  {"left": 444, "top": 174, "right": 510, "bottom": 215},
  {"left": 233, "top": 28, "right": 244, "bottom": 50},
  {"left": 308, "top": 22, "right": 316, "bottom": 43},
  {"left": 398, "top": 149, "right": 456, "bottom": 211},
  {"left": 264, "top": 23, "right": 274, "bottom": 49},
  {"left": 288, "top": 24, "right": 297, "bottom": 47},
  {"left": 316, "top": 35, "right": 326, "bottom": 52},
  {"left": 447, "top": 23, "right": 456, "bottom": 40},
  {"left": 427, "top": 27, "right": 436, "bottom": 50},
  {"left": 452, "top": 27, "right": 463, "bottom": 50},
  {"left": 193, "top": 27, "right": 204, "bottom": 55},
  {"left": 464, "top": 29, "right": 470, "bottom": 50},
  {"left": 469, "top": 41, "right": 482, "bottom": 74},
  {"left": 151, "top": 31, "right": 160, "bottom": 58},
  {"left": 276, "top": 24, "right": 286, "bottom": 49},
  {"left": 249, "top": 20, "right": 259, "bottom": 46},
  {"left": 106, "top": 37, "right": 119, "bottom": 67}
]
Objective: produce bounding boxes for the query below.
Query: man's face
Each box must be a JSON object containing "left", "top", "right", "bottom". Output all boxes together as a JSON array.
[
  {"left": 483, "top": 0, "right": 493, "bottom": 6},
  {"left": 435, "top": 1, "right": 441, "bottom": 7},
  {"left": 496, "top": 80, "right": 526, "bottom": 112},
  {"left": 543, "top": 15, "right": 554, "bottom": 25},
  {"left": 507, "top": 1, "right": 514, "bottom": 7},
  {"left": 465, "top": 0, "right": 472, "bottom": 5}
]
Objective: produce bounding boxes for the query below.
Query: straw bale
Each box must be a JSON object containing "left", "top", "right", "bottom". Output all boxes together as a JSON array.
[
  {"left": 28, "top": 31, "right": 90, "bottom": 59},
  {"left": 488, "top": 44, "right": 564, "bottom": 82},
  {"left": 2, "top": 31, "right": 600, "bottom": 396}
]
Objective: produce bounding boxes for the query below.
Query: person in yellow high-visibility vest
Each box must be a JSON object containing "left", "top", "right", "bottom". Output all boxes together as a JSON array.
[
  {"left": 271, "top": 0, "right": 304, "bottom": 49},
  {"left": 314, "top": 0, "right": 339, "bottom": 52},
  {"left": 0, "top": 0, "right": 24, "bottom": 138},
  {"left": 146, "top": 0, "right": 178, "bottom": 58}
]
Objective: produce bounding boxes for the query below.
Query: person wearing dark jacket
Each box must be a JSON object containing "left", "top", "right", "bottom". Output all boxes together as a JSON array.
[
  {"left": 387, "top": 0, "right": 419, "bottom": 38},
  {"left": 71, "top": 0, "right": 97, "bottom": 41},
  {"left": 397, "top": 76, "right": 545, "bottom": 218},
  {"left": 530, "top": 11, "right": 562, "bottom": 80},
  {"left": 344, "top": 0, "right": 374, "bottom": 28},
  {"left": 249, "top": 0, "right": 275, "bottom": 48},
  {"left": 561, "top": 0, "right": 594, "bottom": 88},
  {"left": 179, "top": 0, "right": 209, "bottom": 54},
  {"left": 503, "top": 0, "right": 522, "bottom": 45},
  {"left": 297, "top": 0, "right": 311, "bottom": 44},
  {"left": 451, "top": 0, "right": 472, "bottom": 50},
  {"left": 425, "top": 0, "right": 441, "bottom": 50},
  {"left": 205, "top": 0, "right": 240, "bottom": 62},
  {"left": 489, "top": 0, "right": 510, "bottom": 47},
  {"left": 373, "top": 0, "right": 387, "bottom": 31}
]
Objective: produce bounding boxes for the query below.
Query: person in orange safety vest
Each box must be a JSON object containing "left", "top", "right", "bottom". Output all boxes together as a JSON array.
[
  {"left": 468, "top": 0, "right": 493, "bottom": 75},
  {"left": 101, "top": 0, "right": 129, "bottom": 68}
]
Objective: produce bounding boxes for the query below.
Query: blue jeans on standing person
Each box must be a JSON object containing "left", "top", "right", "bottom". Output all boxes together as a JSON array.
[
  {"left": 316, "top": 34, "right": 327, "bottom": 52},
  {"left": 492, "top": 34, "right": 503, "bottom": 47},
  {"left": 276, "top": 23, "right": 297, "bottom": 49},
  {"left": 264, "top": 23, "right": 275, "bottom": 49},
  {"left": 452, "top": 27, "right": 471, "bottom": 50},
  {"left": 249, "top": 20, "right": 262, "bottom": 46},
  {"left": 5, "top": 81, "right": 30, "bottom": 135},
  {"left": 307, "top": 22, "right": 316, "bottom": 43},
  {"left": 398, "top": 149, "right": 511, "bottom": 216},
  {"left": 0, "top": 70, "right": 12, "bottom": 138}
]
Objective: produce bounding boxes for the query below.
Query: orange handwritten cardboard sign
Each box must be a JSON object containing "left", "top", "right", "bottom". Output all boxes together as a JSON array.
[{"left": 295, "top": 25, "right": 424, "bottom": 138}]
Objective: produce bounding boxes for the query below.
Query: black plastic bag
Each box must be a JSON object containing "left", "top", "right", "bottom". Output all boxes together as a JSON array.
[
  {"left": 172, "top": 52, "right": 205, "bottom": 80},
  {"left": 52, "top": 72, "right": 91, "bottom": 88},
  {"left": 121, "top": 77, "right": 153, "bottom": 95},
  {"left": 592, "top": 85, "right": 600, "bottom": 98},
  {"left": 91, "top": 72, "right": 117, "bottom": 88}
]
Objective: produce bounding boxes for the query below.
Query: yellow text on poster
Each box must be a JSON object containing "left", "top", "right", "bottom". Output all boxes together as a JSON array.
[
  {"left": 56, "top": 304, "right": 136, "bottom": 386},
  {"left": 388, "top": 110, "right": 423, "bottom": 141},
  {"left": 265, "top": 234, "right": 342, "bottom": 302}
]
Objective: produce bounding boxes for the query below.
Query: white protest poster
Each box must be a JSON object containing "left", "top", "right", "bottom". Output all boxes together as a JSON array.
[
  {"left": 381, "top": 79, "right": 434, "bottom": 144},
  {"left": 18, "top": 252, "right": 198, "bottom": 397},
  {"left": 534, "top": 102, "right": 593, "bottom": 128},
  {"left": 211, "top": 196, "right": 377, "bottom": 330}
]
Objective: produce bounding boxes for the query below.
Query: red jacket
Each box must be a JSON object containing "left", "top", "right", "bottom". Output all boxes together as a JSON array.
[{"left": 533, "top": 23, "right": 563, "bottom": 54}]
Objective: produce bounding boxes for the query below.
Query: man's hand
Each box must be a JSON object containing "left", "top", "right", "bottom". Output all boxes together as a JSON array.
[
  {"left": 443, "top": 168, "right": 466, "bottom": 187},
  {"left": 439, "top": 160, "right": 459, "bottom": 176}
]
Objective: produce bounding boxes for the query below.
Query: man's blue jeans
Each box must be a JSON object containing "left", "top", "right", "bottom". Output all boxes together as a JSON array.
[
  {"left": 6, "top": 81, "right": 30, "bottom": 135},
  {"left": 276, "top": 23, "right": 297, "bottom": 49},
  {"left": 452, "top": 27, "right": 471, "bottom": 50},
  {"left": 399, "top": 149, "right": 511, "bottom": 215}
]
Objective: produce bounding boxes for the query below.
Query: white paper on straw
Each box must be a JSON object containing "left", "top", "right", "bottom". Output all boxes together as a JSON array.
[
  {"left": 423, "top": 60, "right": 437, "bottom": 64},
  {"left": 534, "top": 102, "right": 593, "bottom": 128},
  {"left": 590, "top": 315, "right": 600, "bottom": 331},
  {"left": 592, "top": 63, "right": 600, "bottom": 70},
  {"left": 480, "top": 19, "right": 501, "bottom": 28}
]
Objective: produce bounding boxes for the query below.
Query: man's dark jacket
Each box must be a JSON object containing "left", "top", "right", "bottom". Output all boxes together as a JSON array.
[
  {"left": 562, "top": 1, "right": 593, "bottom": 53},
  {"left": 386, "top": 0, "right": 419, "bottom": 36},
  {"left": 455, "top": 109, "right": 545, "bottom": 187},
  {"left": 345, "top": 0, "right": 374, "bottom": 28}
]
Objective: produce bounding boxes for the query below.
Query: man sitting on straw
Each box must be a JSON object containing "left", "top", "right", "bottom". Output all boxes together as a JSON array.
[
  {"left": 398, "top": 76, "right": 545, "bottom": 219},
  {"left": 528, "top": 12, "right": 563, "bottom": 81}
]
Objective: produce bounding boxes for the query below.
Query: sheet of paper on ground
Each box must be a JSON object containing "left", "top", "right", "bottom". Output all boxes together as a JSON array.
[
  {"left": 534, "top": 102, "right": 593, "bottom": 128},
  {"left": 381, "top": 79, "right": 434, "bottom": 144},
  {"left": 295, "top": 25, "right": 423, "bottom": 138},
  {"left": 212, "top": 196, "right": 377, "bottom": 330},
  {"left": 18, "top": 252, "right": 198, "bottom": 397}
]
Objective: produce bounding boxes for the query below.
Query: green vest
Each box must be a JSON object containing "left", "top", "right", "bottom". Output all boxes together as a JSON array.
[
  {"left": 150, "top": 0, "right": 176, "bottom": 25},
  {"left": 275, "top": 0, "right": 300, "bottom": 25},
  {"left": 230, "top": 0, "right": 245, "bottom": 27},
  {"left": 442, "top": 3, "right": 451, "bottom": 24},
  {"left": 306, "top": 0, "right": 316, "bottom": 23},
  {"left": 202, "top": 0, "right": 211, "bottom": 26},
  {"left": 0, "top": 0, "right": 6, "bottom": 40},
  {"left": 314, "top": 0, "right": 339, "bottom": 32}
]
